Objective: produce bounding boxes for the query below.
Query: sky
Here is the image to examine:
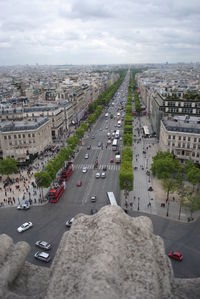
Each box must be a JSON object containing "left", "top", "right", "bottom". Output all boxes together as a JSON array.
[{"left": 0, "top": 0, "right": 200, "bottom": 65}]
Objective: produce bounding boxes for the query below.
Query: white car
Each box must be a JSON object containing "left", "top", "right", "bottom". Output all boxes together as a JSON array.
[
  {"left": 101, "top": 172, "right": 106, "bottom": 178},
  {"left": 17, "top": 222, "right": 33, "bottom": 233},
  {"left": 35, "top": 241, "right": 51, "bottom": 250},
  {"left": 82, "top": 167, "right": 87, "bottom": 173},
  {"left": 95, "top": 172, "right": 100, "bottom": 178},
  {"left": 66, "top": 217, "right": 74, "bottom": 227},
  {"left": 17, "top": 204, "right": 30, "bottom": 210},
  {"left": 85, "top": 153, "right": 89, "bottom": 159},
  {"left": 34, "top": 251, "right": 51, "bottom": 263}
]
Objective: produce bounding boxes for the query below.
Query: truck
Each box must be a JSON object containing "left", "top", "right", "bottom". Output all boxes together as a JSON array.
[
  {"left": 115, "top": 154, "right": 121, "bottom": 163},
  {"left": 48, "top": 183, "right": 64, "bottom": 203}
]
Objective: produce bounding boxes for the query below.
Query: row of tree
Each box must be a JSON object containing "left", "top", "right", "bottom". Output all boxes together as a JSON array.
[
  {"left": 119, "top": 75, "right": 134, "bottom": 193},
  {"left": 151, "top": 151, "right": 200, "bottom": 219},
  {"left": 132, "top": 74, "right": 141, "bottom": 113},
  {"left": 34, "top": 70, "right": 127, "bottom": 189}
]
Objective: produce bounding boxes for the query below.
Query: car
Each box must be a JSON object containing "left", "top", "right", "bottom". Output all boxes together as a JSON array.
[
  {"left": 95, "top": 172, "right": 100, "bottom": 178},
  {"left": 82, "top": 167, "right": 87, "bottom": 173},
  {"left": 87, "top": 145, "right": 91, "bottom": 150},
  {"left": 90, "top": 196, "right": 97, "bottom": 202},
  {"left": 17, "top": 204, "right": 30, "bottom": 210},
  {"left": 17, "top": 222, "right": 33, "bottom": 233},
  {"left": 110, "top": 158, "right": 114, "bottom": 163},
  {"left": 35, "top": 241, "right": 51, "bottom": 250},
  {"left": 107, "top": 132, "right": 111, "bottom": 138},
  {"left": 85, "top": 153, "right": 89, "bottom": 159},
  {"left": 103, "top": 165, "right": 107, "bottom": 171},
  {"left": 105, "top": 125, "right": 108, "bottom": 129},
  {"left": 168, "top": 250, "right": 183, "bottom": 261},
  {"left": 101, "top": 172, "right": 106, "bottom": 178},
  {"left": 34, "top": 251, "right": 51, "bottom": 263},
  {"left": 76, "top": 180, "right": 82, "bottom": 187},
  {"left": 91, "top": 208, "right": 98, "bottom": 215},
  {"left": 148, "top": 186, "right": 153, "bottom": 191},
  {"left": 119, "top": 137, "right": 122, "bottom": 141},
  {"left": 66, "top": 217, "right": 74, "bottom": 227},
  {"left": 98, "top": 142, "right": 102, "bottom": 147},
  {"left": 91, "top": 135, "right": 95, "bottom": 139},
  {"left": 99, "top": 128, "right": 102, "bottom": 131},
  {"left": 146, "top": 170, "right": 150, "bottom": 176}
]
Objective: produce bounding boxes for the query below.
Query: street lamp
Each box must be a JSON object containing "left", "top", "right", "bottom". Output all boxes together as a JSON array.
[
  {"left": 137, "top": 197, "right": 140, "bottom": 211},
  {"left": 166, "top": 201, "right": 170, "bottom": 217}
]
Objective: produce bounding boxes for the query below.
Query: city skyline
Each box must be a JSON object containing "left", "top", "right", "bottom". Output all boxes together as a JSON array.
[{"left": 0, "top": 0, "right": 200, "bottom": 65}]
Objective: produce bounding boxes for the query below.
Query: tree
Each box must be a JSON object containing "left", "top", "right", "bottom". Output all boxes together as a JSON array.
[
  {"left": 182, "top": 189, "right": 200, "bottom": 219},
  {"left": 162, "top": 178, "right": 177, "bottom": 216},
  {"left": 0, "top": 157, "right": 18, "bottom": 175},
  {"left": 186, "top": 166, "right": 200, "bottom": 192},
  {"left": 35, "top": 171, "right": 51, "bottom": 188}
]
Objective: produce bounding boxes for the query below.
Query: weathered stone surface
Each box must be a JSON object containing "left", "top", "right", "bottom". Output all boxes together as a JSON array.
[
  {"left": 0, "top": 206, "right": 199, "bottom": 299},
  {"left": 46, "top": 206, "right": 173, "bottom": 299}
]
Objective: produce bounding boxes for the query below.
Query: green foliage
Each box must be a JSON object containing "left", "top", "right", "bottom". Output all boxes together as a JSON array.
[
  {"left": 0, "top": 157, "right": 18, "bottom": 175},
  {"left": 182, "top": 190, "right": 200, "bottom": 217},
  {"left": 123, "top": 133, "right": 132, "bottom": 146},
  {"left": 186, "top": 165, "right": 200, "bottom": 189},
  {"left": 124, "top": 124, "right": 133, "bottom": 134},
  {"left": 122, "top": 147, "right": 132, "bottom": 162},
  {"left": 119, "top": 162, "right": 133, "bottom": 191},
  {"left": 35, "top": 171, "right": 52, "bottom": 188},
  {"left": 151, "top": 151, "right": 180, "bottom": 179}
]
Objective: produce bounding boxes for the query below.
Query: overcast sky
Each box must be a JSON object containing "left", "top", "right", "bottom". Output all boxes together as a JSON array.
[{"left": 0, "top": 0, "right": 199, "bottom": 65}]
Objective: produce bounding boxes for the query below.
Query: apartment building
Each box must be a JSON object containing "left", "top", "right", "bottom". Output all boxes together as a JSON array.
[
  {"left": 0, "top": 117, "right": 51, "bottom": 162},
  {"left": 159, "top": 116, "right": 200, "bottom": 165}
]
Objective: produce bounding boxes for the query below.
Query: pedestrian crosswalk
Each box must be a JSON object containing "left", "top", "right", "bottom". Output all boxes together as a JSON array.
[{"left": 73, "top": 164, "right": 120, "bottom": 171}]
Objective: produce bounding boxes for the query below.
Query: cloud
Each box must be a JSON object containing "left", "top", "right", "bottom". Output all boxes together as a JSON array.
[{"left": 0, "top": 0, "right": 199, "bottom": 64}]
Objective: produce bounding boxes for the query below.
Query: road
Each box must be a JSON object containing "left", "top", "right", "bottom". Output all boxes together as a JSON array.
[{"left": 0, "top": 73, "right": 200, "bottom": 278}]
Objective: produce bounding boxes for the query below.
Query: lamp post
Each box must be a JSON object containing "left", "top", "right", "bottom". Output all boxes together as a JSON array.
[
  {"left": 166, "top": 201, "right": 170, "bottom": 217},
  {"left": 137, "top": 197, "right": 140, "bottom": 211}
]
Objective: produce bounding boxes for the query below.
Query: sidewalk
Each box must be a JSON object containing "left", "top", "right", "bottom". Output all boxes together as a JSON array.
[{"left": 120, "top": 114, "right": 200, "bottom": 223}]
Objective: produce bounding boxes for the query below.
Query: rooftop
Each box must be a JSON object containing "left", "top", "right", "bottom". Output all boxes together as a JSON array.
[
  {"left": 162, "top": 115, "right": 200, "bottom": 134},
  {"left": 0, "top": 117, "right": 49, "bottom": 132}
]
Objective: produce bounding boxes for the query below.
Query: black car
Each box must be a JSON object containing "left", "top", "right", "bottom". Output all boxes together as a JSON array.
[
  {"left": 91, "top": 208, "right": 98, "bottom": 215},
  {"left": 103, "top": 165, "right": 107, "bottom": 171},
  {"left": 34, "top": 251, "right": 51, "bottom": 263},
  {"left": 87, "top": 145, "right": 91, "bottom": 150}
]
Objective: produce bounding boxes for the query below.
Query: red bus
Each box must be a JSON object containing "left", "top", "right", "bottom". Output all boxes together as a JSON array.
[
  {"left": 60, "top": 162, "right": 73, "bottom": 182},
  {"left": 48, "top": 183, "right": 64, "bottom": 203}
]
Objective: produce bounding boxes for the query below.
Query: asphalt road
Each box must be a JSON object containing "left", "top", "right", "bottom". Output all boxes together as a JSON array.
[{"left": 0, "top": 75, "right": 200, "bottom": 278}]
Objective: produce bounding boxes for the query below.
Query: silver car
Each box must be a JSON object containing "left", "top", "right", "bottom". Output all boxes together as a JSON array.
[
  {"left": 95, "top": 172, "right": 100, "bottom": 178},
  {"left": 34, "top": 251, "right": 51, "bottom": 263},
  {"left": 35, "top": 241, "right": 51, "bottom": 250}
]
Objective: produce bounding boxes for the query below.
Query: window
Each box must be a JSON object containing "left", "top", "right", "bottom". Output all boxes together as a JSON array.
[
  {"left": 187, "top": 143, "right": 190, "bottom": 149},
  {"left": 173, "top": 135, "right": 175, "bottom": 140},
  {"left": 183, "top": 136, "right": 186, "bottom": 141},
  {"left": 168, "top": 135, "right": 171, "bottom": 139},
  {"left": 178, "top": 142, "right": 181, "bottom": 147},
  {"left": 197, "top": 153, "right": 199, "bottom": 158},
  {"left": 179, "top": 136, "right": 181, "bottom": 140},
  {"left": 193, "top": 144, "right": 196, "bottom": 149},
  {"left": 18, "top": 134, "right": 21, "bottom": 138},
  {"left": 172, "top": 142, "right": 175, "bottom": 146},
  {"left": 14, "top": 135, "right": 17, "bottom": 139},
  {"left": 188, "top": 137, "right": 190, "bottom": 141},
  {"left": 32, "top": 133, "right": 35, "bottom": 137},
  {"left": 192, "top": 152, "right": 195, "bottom": 157},
  {"left": 194, "top": 138, "right": 197, "bottom": 142},
  {"left": 182, "top": 143, "right": 185, "bottom": 148},
  {"left": 4, "top": 136, "right": 7, "bottom": 140},
  {"left": 168, "top": 141, "right": 170, "bottom": 146},
  {"left": 28, "top": 134, "right": 31, "bottom": 137},
  {"left": 8, "top": 135, "right": 11, "bottom": 139},
  {"left": 23, "top": 134, "right": 25, "bottom": 138}
]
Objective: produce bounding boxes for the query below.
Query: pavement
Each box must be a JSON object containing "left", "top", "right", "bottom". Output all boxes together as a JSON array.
[{"left": 120, "top": 114, "right": 200, "bottom": 223}]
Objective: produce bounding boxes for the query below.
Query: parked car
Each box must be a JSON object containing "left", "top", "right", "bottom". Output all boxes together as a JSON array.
[
  {"left": 82, "top": 167, "right": 87, "bottom": 173},
  {"left": 85, "top": 153, "right": 89, "bottom": 159},
  {"left": 17, "top": 222, "right": 33, "bottom": 233},
  {"left": 34, "top": 251, "right": 51, "bottom": 263},
  {"left": 17, "top": 204, "right": 30, "bottom": 210},
  {"left": 168, "top": 250, "right": 183, "bottom": 261},
  {"left": 101, "top": 172, "right": 106, "bottom": 178},
  {"left": 90, "top": 196, "right": 97, "bottom": 202},
  {"left": 87, "top": 145, "right": 91, "bottom": 150},
  {"left": 91, "top": 208, "right": 98, "bottom": 215},
  {"left": 76, "top": 180, "right": 82, "bottom": 187},
  {"left": 35, "top": 241, "right": 51, "bottom": 250},
  {"left": 95, "top": 172, "right": 100, "bottom": 178}
]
